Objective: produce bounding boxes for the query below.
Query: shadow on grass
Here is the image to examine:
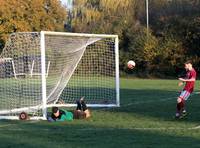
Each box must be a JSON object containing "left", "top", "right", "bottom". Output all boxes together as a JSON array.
[
  {"left": 0, "top": 121, "right": 200, "bottom": 148},
  {"left": 116, "top": 88, "right": 200, "bottom": 123}
]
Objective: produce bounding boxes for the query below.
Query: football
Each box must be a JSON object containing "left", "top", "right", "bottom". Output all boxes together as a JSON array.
[
  {"left": 127, "top": 60, "right": 136, "bottom": 69},
  {"left": 19, "top": 112, "right": 29, "bottom": 120}
]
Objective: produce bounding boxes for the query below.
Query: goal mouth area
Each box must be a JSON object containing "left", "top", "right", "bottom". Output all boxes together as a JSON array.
[{"left": 0, "top": 31, "right": 120, "bottom": 120}]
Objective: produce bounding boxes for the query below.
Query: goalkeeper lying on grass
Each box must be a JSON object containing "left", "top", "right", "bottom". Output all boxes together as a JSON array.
[{"left": 48, "top": 97, "right": 91, "bottom": 122}]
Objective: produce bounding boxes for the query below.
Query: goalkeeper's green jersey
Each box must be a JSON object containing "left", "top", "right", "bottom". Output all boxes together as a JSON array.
[
  {"left": 51, "top": 109, "right": 73, "bottom": 121},
  {"left": 59, "top": 110, "right": 73, "bottom": 121}
]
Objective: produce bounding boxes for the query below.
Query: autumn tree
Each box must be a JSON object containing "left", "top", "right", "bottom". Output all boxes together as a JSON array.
[{"left": 0, "top": 0, "right": 67, "bottom": 51}]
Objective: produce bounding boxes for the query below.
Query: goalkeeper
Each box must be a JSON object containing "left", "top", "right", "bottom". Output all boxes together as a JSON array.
[{"left": 48, "top": 97, "right": 91, "bottom": 122}]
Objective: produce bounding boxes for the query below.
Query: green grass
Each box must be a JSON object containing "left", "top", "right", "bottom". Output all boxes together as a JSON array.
[
  {"left": 0, "top": 78, "right": 200, "bottom": 148},
  {"left": 0, "top": 76, "right": 116, "bottom": 108}
]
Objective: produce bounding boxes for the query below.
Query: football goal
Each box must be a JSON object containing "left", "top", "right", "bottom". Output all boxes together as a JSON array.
[{"left": 0, "top": 31, "right": 119, "bottom": 120}]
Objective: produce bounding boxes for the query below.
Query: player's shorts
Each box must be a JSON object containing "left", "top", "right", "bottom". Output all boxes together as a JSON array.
[{"left": 179, "top": 90, "right": 191, "bottom": 101}]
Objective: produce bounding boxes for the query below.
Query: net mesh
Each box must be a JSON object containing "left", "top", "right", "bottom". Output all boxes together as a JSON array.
[
  {"left": 59, "top": 38, "right": 116, "bottom": 104},
  {"left": 0, "top": 33, "right": 42, "bottom": 117},
  {"left": 0, "top": 32, "right": 118, "bottom": 118}
]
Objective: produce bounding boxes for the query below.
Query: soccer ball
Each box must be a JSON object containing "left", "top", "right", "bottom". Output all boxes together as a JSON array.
[
  {"left": 127, "top": 60, "right": 136, "bottom": 69},
  {"left": 19, "top": 112, "right": 29, "bottom": 120}
]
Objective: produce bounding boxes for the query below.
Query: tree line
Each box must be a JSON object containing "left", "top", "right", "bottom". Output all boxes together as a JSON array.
[
  {"left": 0, "top": 0, "right": 199, "bottom": 78},
  {"left": 71, "top": 0, "right": 200, "bottom": 78}
]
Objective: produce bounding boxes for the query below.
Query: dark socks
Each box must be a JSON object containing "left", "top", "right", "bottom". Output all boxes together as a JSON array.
[
  {"left": 176, "top": 101, "right": 184, "bottom": 114},
  {"left": 81, "top": 100, "right": 87, "bottom": 111},
  {"left": 76, "top": 100, "right": 88, "bottom": 111},
  {"left": 76, "top": 100, "right": 82, "bottom": 110}
]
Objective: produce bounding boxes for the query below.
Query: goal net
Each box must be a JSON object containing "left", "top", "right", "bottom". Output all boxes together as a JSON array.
[{"left": 0, "top": 31, "right": 119, "bottom": 120}]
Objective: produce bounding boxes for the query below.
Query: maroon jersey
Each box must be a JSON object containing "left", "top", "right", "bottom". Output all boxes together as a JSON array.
[{"left": 183, "top": 68, "right": 196, "bottom": 93}]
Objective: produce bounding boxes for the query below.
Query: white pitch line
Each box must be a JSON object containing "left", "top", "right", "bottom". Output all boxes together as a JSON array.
[
  {"left": 194, "top": 91, "right": 200, "bottom": 94},
  {"left": 133, "top": 125, "right": 200, "bottom": 130},
  {"left": 0, "top": 123, "right": 199, "bottom": 131},
  {"left": 0, "top": 126, "right": 199, "bottom": 131},
  {"left": 133, "top": 126, "right": 200, "bottom": 130},
  {"left": 0, "top": 120, "right": 39, "bottom": 129},
  {"left": 77, "top": 126, "right": 200, "bottom": 131},
  {"left": 0, "top": 124, "right": 15, "bottom": 128},
  {"left": 189, "top": 125, "right": 200, "bottom": 130},
  {"left": 122, "top": 96, "right": 176, "bottom": 107}
]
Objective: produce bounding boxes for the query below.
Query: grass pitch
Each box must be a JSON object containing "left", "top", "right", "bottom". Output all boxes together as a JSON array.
[{"left": 0, "top": 78, "right": 200, "bottom": 148}]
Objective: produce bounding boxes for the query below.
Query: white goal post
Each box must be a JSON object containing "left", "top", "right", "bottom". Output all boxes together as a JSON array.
[{"left": 0, "top": 31, "right": 120, "bottom": 120}]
